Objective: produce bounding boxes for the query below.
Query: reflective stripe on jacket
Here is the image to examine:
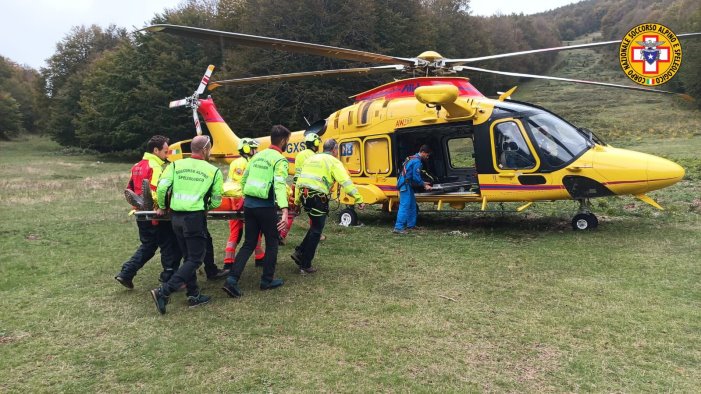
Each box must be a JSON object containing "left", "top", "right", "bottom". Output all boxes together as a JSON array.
[
  {"left": 242, "top": 147, "right": 289, "bottom": 208},
  {"left": 157, "top": 158, "right": 223, "bottom": 211},
  {"left": 295, "top": 152, "right": 363, "bottom": 205}
]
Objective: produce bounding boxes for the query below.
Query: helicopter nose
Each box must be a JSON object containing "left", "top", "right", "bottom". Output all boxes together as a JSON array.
[{"left": 646, "top": 155, "right": 685, "bottom": 191}]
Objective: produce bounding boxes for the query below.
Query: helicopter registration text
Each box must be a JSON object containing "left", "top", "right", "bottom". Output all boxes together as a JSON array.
[
  {"left": 286, "top": 141, "right": 306, "bottom": 154},
  {"left": 395, "top": 118, "right": 412, "bottom": 127}
]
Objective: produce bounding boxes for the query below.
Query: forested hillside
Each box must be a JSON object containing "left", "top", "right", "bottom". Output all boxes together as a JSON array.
[{"left": 2, "top": 0, "right": 699, "bottom": 152}]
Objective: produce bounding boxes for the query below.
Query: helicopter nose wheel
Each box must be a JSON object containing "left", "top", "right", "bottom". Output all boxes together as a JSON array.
[
  {"left": 572, "top": 199, "right": 598, "bottom": 231},
  {"left": 339, "top": 207, "right": 359, "bottom": 227},
  {"left": 571, "top": 213, "right": 598, "bottom": 231}
]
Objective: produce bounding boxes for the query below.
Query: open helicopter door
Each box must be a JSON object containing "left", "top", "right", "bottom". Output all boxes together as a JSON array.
[{"left": 394, "top": 122, "right": 480, "bottom": 195}]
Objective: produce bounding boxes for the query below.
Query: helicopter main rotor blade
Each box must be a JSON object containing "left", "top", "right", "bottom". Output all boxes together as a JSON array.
[
  {"left": 209, "top": 65, "right": 403, "bottom": 89},
  {"left": 446, "top": 32, "right": 701, "bottom": 65},
  {"left": 454, "top": 65, "right": 693, "bottom": 99},
  {"left": 143, "top": 24, "right": 416, "bottom": 66}
]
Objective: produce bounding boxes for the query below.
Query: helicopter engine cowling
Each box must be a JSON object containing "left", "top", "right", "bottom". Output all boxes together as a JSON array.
[{"left": 414, "top": 85, "right": 477, "bottom": 120}]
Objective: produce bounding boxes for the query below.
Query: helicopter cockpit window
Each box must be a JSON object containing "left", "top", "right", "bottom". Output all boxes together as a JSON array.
[
  {"left": 494, "top": 121, "right": 536, "bottom": 170},
  {"left": 526, "top": 113, "right": 589, "bottom": 168}
]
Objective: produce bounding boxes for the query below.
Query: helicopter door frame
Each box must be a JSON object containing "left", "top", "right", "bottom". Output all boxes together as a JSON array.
[
  {"left": 338, "top": 137, "right": 364, "bottom": 177},
  {"left": 489, "top": 118, "right": 541, "bottom": 174}
]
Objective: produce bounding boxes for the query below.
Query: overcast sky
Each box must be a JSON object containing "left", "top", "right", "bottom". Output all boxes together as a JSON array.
[{"left": 0, "top": 0, "right": 579, "bottom": 70}]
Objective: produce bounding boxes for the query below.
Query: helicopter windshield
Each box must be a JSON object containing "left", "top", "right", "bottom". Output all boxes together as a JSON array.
[{"left": 525, "top": 113, "right": 590, "bottom": 168}]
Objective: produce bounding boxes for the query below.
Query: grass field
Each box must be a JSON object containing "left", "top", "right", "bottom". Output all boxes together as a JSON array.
[{"left": 2, "top": 40, "right": 701, "bottom": 391}]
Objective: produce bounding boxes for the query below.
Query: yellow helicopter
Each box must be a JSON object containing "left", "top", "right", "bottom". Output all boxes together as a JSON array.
[{"left": 145, "top": 24, "right": 700, "bottom": 230}]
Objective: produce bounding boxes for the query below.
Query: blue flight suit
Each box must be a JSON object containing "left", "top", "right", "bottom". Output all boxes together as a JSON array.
[{"left": 394, "top": 154, "right": 425, "bottom": 231}]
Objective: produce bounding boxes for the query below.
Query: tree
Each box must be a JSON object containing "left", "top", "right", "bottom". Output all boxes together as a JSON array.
[
  {"left": 0, "top": 56, "right": 41, "bottom": 135},
  {"left": 0, "top": 92, "right": 22, "bottom": 139},
  {"left": 41, "top": 24, "right": 127, "bottom": 145}
]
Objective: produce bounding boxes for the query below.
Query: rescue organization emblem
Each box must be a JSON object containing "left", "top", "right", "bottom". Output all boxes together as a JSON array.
[{"left": 619, "top": 23, "right": 682, "bottom": 86}]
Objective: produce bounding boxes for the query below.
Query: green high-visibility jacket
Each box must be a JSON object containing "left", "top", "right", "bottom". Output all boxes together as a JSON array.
[
  {"left": 295, "top": 152, "right": 363, "bottom": 205},
  {"left": 293, "top": 148, "right": 315, "bottom": 182},
  {"left": 242, "top": 147, "right": 289, "bottom": 208},
  {"left": 157, "top": 158, "right": 223, "bottom": 211}
]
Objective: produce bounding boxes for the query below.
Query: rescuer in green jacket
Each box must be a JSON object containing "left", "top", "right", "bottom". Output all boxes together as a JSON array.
[
  {"left": 293, "top": 133, "right": 321, "bottom": 182},
  {"left": 150, "top": 135, "right": 223, "bottom": 314},
  {"left": 222, "top": 125, "right": 291, "bottom": 297},
  {"left": 292, "top": 138, "right": 364, "bottom": 273}
]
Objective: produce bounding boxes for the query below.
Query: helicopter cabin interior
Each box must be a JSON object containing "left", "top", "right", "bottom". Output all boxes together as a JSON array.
[{"left": 394, "top": 122, "right": 479, "bottom": 195}]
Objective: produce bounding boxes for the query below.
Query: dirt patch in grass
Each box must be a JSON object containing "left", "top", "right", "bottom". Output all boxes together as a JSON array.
[{"left": 0, "top": 332, "right": 30, "bottom": 345}]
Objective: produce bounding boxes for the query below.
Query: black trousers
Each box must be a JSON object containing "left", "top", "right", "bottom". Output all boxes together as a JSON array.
[
  {"left": 230, "top": 207, "right": 279, "bottom": 283},
  {"left": 164, "top": 229, "right": 218, "bottom": 282},
  {"left": 297, "top": 214, "right": 327, "bottom": 269},
  {"left": 163, "top": 211, "right": 208, "bottom": 297},
  {"left": 120, "top": 220, "right": 181, "bottom": 280}
]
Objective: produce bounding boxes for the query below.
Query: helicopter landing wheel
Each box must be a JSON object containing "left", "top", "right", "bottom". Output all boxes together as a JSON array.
[
  {"left": 571, "top": 213, "right": 598, "bottom": 231},
  {"left": 339, "top": 208, "right": 359, "bottom": 227}
]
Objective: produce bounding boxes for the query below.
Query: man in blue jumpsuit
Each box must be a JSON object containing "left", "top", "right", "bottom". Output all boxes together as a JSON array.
[{"left": 393, "top": 145, "right": 433, "bottom": 234}]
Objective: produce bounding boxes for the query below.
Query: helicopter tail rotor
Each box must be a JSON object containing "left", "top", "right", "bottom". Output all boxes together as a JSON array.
[
  {"left": 168, "top": 65, "right": 216, "bottom": 135},
  {"left": 192, "top": 107, "right": 202, "bottom": 135},
  {"left": 169, "top": 98, "right": 189, "bottom": 108},
  {"left": 196, "top": 65, "right": 214, "bottom": 95}
]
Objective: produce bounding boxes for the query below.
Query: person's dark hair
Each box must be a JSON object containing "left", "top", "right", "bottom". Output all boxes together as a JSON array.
[
  {"left": 270, "top": 125, "right": 291, "bottom": 146},
  {"left": 323, "top": 138, "right": 338, "bottom": 153},
  {"left": 147, "top": 135, "right": 169, "bottom": 153},
  {"left": 419, "top": 144, "right": 432, "bottom": 154}
]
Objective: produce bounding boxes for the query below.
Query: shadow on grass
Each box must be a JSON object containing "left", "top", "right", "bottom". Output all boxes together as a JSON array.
[{"left": 350, "top": 208, "right": 573, "bottom": 233}]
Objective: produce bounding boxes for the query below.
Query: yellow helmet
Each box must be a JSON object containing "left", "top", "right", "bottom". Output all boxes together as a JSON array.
[
  {"left": 238, "top": 138, "right": 258, "bottom": 154},
  {"left": 304, "top": 133, "right": 321, "bottom": 148}
]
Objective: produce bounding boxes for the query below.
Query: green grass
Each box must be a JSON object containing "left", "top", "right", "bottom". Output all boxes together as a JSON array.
[{"left": 1, "top": 132, "right": 700, "bottom": 392}]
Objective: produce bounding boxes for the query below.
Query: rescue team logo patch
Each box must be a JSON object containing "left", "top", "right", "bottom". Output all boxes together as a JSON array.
[{"left": 619, "top": 23, "right": 682, "bottom": 86}]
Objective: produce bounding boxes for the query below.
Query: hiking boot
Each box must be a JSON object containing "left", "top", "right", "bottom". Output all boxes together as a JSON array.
[
  {"left": 255, "top": 259, "right": 265, "bottom": 267},
  {"left": 299, "top": 266, "right": 317, "bottom": 275},
  {"left": 187, "top": 293, "right": 212, "bottom": 308},
  {"left": 260, "top": 278, "right": 284, "bottom": 290},
  {"left": 222, "top": 277, "right": 243, "bottom": 298},
  {"left": 290, "top": 251, "right": 303, "bottom": 267},
  {"left": 115, "top": 275, "right": 134, "bottom": 289},
  {"left": 124, "top": 189, "right": 144, "bottom": 210},
  {"left": 141, "top": 179, "right": 154, "bottom": 210},
  {"left": 319, "top": 234, "right": 327, "bottom": 241},
  {"left": 207, "top": 269, "right": 228, "bottom": 281},
  {"left": 150, "top": 288, "right": 169, "bottom": 315},
  {"left": 392, "top": 229, "right": 408, "bottom": 235}
]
